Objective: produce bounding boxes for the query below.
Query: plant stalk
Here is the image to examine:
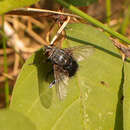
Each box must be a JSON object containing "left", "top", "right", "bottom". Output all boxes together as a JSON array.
[
  {"left": 56, "top": 0, "right": 130, "bottom": 44},
  {"left": 106, "top": 0, "right": 111, "bottom": 24},
  {"left": 120, "top": 6, "right": 130, "bottom": 35}
]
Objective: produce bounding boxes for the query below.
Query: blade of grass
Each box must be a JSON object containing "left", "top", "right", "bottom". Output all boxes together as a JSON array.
[
  {"left": 56, "top": 0, "right": 130, "bottom": 44},
  {"left": 1, "top": 15, "right": 10, "bottom": 107},
  {"left": 120, "top": 6, "right": 130, "bottom": 35},
  {"left": 106, "top": 0, "right": 111, "bottom": 24}
]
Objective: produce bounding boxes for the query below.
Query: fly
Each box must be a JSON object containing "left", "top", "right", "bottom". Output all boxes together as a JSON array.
[
  {"left": 44, "top": 45, "right": 94, "bottom": 100},
  {"left": 6, "top": 8, "right": 93, "bottom": 100}
]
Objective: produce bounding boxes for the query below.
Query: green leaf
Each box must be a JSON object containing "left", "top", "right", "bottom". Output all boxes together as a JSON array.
[
  {"left": 0, "top": 0, "right": 39, "bottom": 15},
  {"left": 124, "top": 62, "right": 130, "bottom": 130},
  {"left": 0, "top": 109, "right": 36, "bottom": 130},
  {"left": 64, "top": 0, "right": 97, "bottom": 6},
  {"left": 10, "top": 23, "right": 125, "bottom": 130}
]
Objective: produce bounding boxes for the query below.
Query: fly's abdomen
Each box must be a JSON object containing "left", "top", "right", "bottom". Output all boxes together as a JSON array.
[{"left": 63, "top": 59, "right": 78, "bottom": 77}]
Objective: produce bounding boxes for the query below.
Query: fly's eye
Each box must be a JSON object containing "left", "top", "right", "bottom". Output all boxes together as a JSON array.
[{"left": 45, "top": 50, "right": 51, "bottom": 57}]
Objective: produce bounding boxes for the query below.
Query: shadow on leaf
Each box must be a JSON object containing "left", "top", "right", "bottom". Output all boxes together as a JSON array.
[
  {"left": 33, "top": 48, "right": 54, "bottom": 108},
  {"left": 114, "top": 64, "right": 124, "bottom": 130}
]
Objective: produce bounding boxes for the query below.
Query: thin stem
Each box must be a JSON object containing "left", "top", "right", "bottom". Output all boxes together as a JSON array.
[
  {"left": 50, "top": 16, "right": 70, "bottom": 45},
  {"left": 1, "top": 15, "right": 10, "bottom": 107},
  {"left": 120, "top": 6, "right": 130, "bottom": 35},
  {"left": 56, "top": 0, "right": 130, "bottom": 44},
  {"left": 106, "top": 0, "right": 111, "bottom": 24}
]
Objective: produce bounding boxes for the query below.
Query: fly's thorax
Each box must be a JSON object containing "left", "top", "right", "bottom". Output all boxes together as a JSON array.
[
  {"left": 44, "top": 46, "right": 78, "bottom": 77},
  {"left": 50, "top": 48, "right": 72, "bottom": 66}
]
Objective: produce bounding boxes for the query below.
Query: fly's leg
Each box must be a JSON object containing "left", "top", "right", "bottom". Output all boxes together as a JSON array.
[{"left": 49, "top": 80, "right": 56, "bottom": 88}]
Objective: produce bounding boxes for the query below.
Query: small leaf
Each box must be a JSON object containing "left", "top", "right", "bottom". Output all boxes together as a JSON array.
[
  {"left": 0, "top": 0, "right": 39, "bottom": 15},
  {"left": 0, "top": 109, "right": 36, "bottom": 130}
]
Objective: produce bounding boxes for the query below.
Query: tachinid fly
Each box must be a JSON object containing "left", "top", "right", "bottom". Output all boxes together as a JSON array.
[
  {"left": 6, "top": 7, "right": 93, "bottom": 100},
  {"left": 44, "top": 45, "right": 94, "bottom": 100}
]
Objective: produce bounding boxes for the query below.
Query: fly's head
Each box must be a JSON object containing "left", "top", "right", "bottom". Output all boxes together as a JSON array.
[{"left": 44, "top": 45, "right": 54, "bottom": 59}]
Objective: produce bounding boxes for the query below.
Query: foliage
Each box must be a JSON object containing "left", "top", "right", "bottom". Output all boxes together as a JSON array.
[
  {"left": 0, "top": 109, "right": 36, "bottom": 130},
  {"left": 0, "top": 0, "right": 39, "bottom": 14},
  {"left": 0, "top": 0, "right": 130, "bottom": 130}
]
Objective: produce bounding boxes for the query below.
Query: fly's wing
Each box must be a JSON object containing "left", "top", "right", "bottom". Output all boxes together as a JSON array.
[
  {"left": 53, "top": 64, "right": 69, "bottom": 100},
  {"left": 64, "top": 45, "right": 94, "bottom": 62}
]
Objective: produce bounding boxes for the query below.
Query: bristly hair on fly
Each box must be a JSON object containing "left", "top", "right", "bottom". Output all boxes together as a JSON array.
[{"left": 44, "top": 45, "right": 94, "bottom": 100}]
